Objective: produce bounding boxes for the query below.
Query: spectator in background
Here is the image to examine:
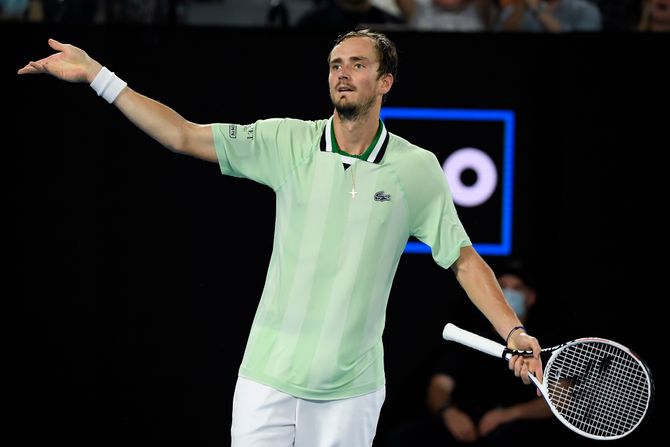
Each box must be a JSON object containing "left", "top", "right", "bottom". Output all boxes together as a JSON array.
[
  {"left": 590, "top": 0, "right": 641, "bottom": 30},
  {"left": 1, "top": 0, "right": 27, "bottom": 20},
  {"left": 0, "top": 0, "right": 44, "bottom": 21},
  {"left": 373, "top": 0, "right": 404, "bottom": 16},
  {"left": 639, "top": 0, "right": 670, "bottom": 30},
  {"left": 105, "top": 0, "right": 165, "bottom": 24},
  {"left": 35, "top": 0, "right": 165, "bottom": 25},
  {"left": 385, "top": 265, "right": 558, "bottom": 447},
  {"left": 496, "top": 0, "right": 602, "bottom": 31},
  {"left": 267, "top": 0, "right": 290, "bottom": 27},
  {"left": 395, "top": 0, "right": 498, "bottom": 31},
  {"left": 297, "top": 0, "right": 403, "bottom": 29}
]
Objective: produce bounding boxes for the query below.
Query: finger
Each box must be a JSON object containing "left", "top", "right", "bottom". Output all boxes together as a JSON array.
[
  {"left": 525, "top": 359, "right": 538, "bottom": 385},
  {"left": 48, "top": 38, "right": 65, "bottom": 51},
  {"left": 17, "top": 64, "right": 38, "bottom": 75},
  {"left": 513, "top": 356, "right": 524, "bottom": 377},
  {"left": 532, "top": 338, "right": 542, "bottom": 359},
  {"left": 526, "top": 357, "right": 543, "bottom": 385},
  {"left": 521, "top": 363, "right": 531, "bottom": 385},
  {"left": 535, "top": 359, "right": 544, "bottom": 385},
  {"left": 529, "top": 337, "right": 543, "bottom": 385},
  {"left": 508, "top": 354, "right": 518, "bottom": 371},
  {"left": 29, "top": 61, "right": 46, "bottom": 73}
]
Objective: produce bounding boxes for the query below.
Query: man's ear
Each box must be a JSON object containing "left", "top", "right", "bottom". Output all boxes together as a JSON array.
[{"left": 380, "top": 73, "right": 394, "bottom": 95}]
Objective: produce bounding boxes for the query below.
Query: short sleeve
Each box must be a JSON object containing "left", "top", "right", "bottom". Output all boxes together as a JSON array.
[
  {"left": 406, "top": 151, "right": 471, "bottom": 269},
  {"left": 212, "top": 118, "right": 316, "bottom": 190}
]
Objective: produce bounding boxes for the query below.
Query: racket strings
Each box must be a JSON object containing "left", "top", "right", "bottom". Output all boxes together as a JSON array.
[
  {"left": 552, "top": 343, "right": 648, "bottom": 436},
  {"left": 545, "top": 341, "right": 650, "bottom": 438},
  {"left": 548, "top": 343, "right": 648, "bottom": 435}
]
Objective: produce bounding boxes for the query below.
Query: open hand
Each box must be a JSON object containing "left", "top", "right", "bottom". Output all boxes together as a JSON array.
[{"left": 18, "top": 38, "right": 102, "bottom": 83}]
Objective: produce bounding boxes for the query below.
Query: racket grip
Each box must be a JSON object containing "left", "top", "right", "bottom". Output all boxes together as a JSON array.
[{"left": 443, "top": 323, "right": 507, "bottom": 359}]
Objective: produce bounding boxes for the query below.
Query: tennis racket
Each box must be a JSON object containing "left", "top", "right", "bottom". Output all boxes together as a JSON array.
[{"left": 442, "top": 323, "right": 653, "bottom": 441}]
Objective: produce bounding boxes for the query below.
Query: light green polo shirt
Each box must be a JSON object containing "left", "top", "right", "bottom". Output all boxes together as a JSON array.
[{"left": 213, "top": 116, "right": 471, "bottom": 400}]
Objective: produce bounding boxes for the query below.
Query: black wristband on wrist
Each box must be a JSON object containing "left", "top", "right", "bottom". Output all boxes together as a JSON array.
[{"left": 505, "top": 325, "right": 526, "bottom": 346}]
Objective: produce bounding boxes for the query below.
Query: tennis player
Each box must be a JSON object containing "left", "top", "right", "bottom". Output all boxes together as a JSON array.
[{"left": 18, "top": 29, "right": 543, "bottom": 447}]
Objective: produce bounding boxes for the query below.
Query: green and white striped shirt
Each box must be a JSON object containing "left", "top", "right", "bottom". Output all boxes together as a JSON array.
[{"left": 213, "top": 116, "right": 471, "bottom": 400}]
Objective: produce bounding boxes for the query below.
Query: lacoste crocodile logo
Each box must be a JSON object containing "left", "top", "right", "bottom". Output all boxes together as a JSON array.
[{"left": 374, "top": 191, "right": 391, "bottom": 202}]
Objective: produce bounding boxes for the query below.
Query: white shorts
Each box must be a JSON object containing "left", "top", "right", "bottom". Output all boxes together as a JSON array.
[{"left": 231, "top": 376, "right": 385, "bottom": 447}]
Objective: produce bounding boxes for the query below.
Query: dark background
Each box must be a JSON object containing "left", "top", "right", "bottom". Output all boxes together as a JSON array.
[
  {"left": 386, "top": 117, "right": 508, "bottom": 246},
  {"left": 5, "top": 24, "right": 665, "bottom": 446}
]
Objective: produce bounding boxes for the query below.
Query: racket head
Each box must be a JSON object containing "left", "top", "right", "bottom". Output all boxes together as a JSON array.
[{"left": 539, "top": 338, "right": 653, "bottom": 440}]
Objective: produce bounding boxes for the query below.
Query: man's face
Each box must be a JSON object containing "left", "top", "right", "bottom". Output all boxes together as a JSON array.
[
  {"left": 498, "top": 273, "right": 529, "bottom": 296},
  {"left": 650, "top": 0, "right": 670, "bottom": 21},
  {"left": 498, "top": 273, "right": 532, "bottom": 319},
  {"left": 328, "top": 37, "right": 390, "bottom": 120}
]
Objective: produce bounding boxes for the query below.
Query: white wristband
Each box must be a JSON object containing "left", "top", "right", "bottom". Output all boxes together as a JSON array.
[{"left": 90, "top": 66, "right": 127, "bottom": 104}]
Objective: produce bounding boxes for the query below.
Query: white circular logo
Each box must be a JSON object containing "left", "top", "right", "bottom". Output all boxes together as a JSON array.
[{"left": 443, "top": 148, "right": 498, "bottom": 207}]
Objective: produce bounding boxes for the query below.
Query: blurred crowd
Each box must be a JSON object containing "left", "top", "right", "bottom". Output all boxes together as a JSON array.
[{"left": 1, "top": 0, "right": 668, "bottom": 31}]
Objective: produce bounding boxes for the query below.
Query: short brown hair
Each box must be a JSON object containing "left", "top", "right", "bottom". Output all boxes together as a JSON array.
[
  {"left": 328, "top": 29, "right": 398, "bottom": 78},
  {"left": 329, "top": 29, "right": 398, "bottom": 102}
]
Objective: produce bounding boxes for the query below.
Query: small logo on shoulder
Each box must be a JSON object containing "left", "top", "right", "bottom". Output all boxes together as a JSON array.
[
  {"left": 229, "top": 124, "right": 237, "bottom": 139},
  {"left": 374, "top": 191, "right": 391, "bottom": 202}
]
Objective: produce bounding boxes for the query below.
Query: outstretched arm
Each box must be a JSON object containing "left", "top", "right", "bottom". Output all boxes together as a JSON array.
[
  {"left": 451, "top": 246, "right": 543, "bottom": 387},
  {"left": 478, "top": 397, "right": 551, "bottom": 436},
  {"left": 18, "top": 38, "right": 217, "bottom": 162}
]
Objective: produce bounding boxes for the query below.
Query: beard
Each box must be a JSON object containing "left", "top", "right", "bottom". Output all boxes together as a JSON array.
[{"left": 331, "top": 92, "right": 376, "bottom": 122}]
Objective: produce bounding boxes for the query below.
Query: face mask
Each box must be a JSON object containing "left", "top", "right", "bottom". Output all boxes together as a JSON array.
[{"left": 503, "top": 287, "right": 527, "bottom": 319}]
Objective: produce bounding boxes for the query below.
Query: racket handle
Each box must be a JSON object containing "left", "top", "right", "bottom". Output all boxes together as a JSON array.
[{"left": 443, "top": 323, "right": 507, "bottom": 359}]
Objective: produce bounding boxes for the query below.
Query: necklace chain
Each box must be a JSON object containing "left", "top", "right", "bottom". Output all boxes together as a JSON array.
[{"left": 350, "top": 161, "right": 358, "bottom": 199}]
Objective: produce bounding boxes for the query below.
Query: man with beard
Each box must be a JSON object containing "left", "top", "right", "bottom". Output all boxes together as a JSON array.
[{"left": 18, "top": 30, "right": 543, "bottom": 447}]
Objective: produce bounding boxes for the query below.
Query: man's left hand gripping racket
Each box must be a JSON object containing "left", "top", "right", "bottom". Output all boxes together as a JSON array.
[{"left": 442, "top": 323, "right": 654, "bottom": 441}]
